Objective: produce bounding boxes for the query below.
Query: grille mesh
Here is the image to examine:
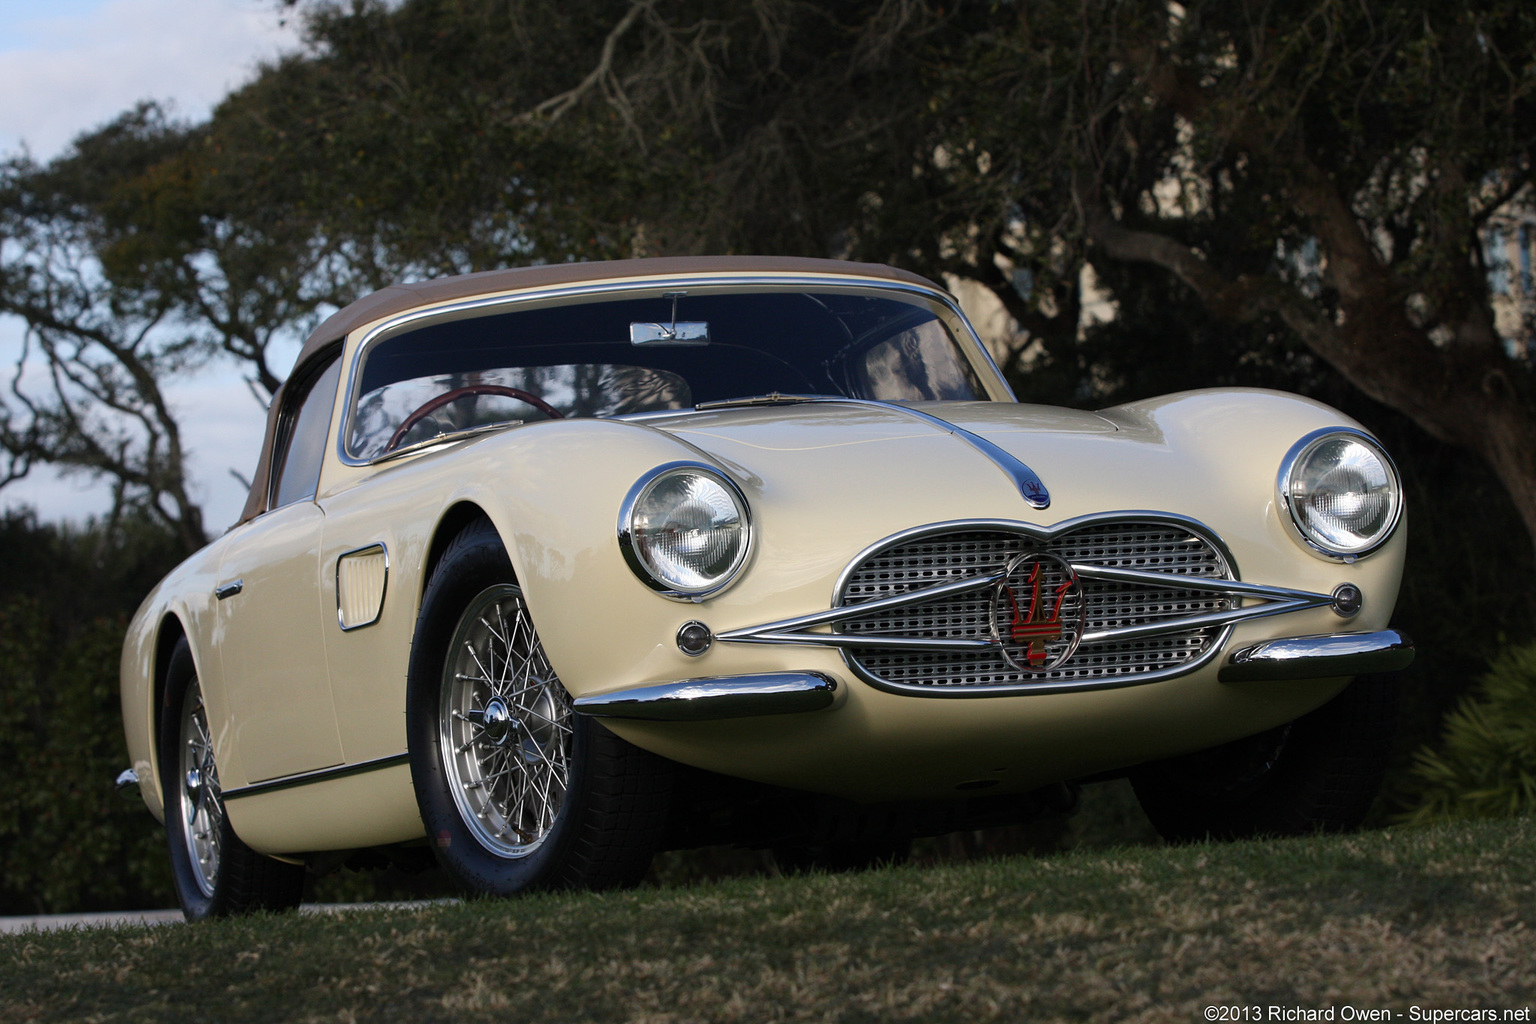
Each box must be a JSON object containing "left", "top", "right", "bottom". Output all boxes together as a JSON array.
[{"left": 838, "top": 522, "right": 1232, "bottom": 688}]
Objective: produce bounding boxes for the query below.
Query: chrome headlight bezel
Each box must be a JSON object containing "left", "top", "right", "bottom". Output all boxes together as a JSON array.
[
  {"left": 618, "top": 461, "right": 752, "bottom": 600},
  {"left": 1277, "top": 427, "right": 1403, "bottom": 561}
]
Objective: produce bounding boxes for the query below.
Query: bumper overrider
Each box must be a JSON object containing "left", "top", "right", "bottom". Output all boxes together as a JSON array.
[{"left": 574, "top": 514, "right": 1415, "bottom": 722}]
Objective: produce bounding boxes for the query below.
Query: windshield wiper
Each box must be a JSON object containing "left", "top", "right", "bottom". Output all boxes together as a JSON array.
[
  {"left": 695, "top": 393, "right": 827, "bottom": 411},
  {"left": 372, "top": 420, "right": 523, "bottom": 463}
]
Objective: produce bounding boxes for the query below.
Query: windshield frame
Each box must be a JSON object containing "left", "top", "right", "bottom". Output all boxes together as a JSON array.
[{"left": 333, "top": 273, "right": 1015, "bottom": 468}]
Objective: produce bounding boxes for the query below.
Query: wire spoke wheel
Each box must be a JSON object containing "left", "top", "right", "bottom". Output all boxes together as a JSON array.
[
  {"left": 408, "top": 519, "right": 670, "bottom": 894},
  {"left": 178, "top": 681, "right": 223, "bottom": 897},
  {"left": 440, "top": 583, "right": 573, "bottom": 858},
  {"left": 159, "top": 637, "right": 304, "bottom": 918}
]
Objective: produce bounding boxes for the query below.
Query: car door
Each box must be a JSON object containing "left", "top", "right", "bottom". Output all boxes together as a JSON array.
[{"left": 214, "top": 357, "right": 345, "bottom": 784}]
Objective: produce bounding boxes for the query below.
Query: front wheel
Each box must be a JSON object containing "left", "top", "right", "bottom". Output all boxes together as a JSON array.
[
  {"left": 407, "top": 518, "right": 671, "bottom": 895},
  {"left": 159, "top": 638, "right": 305, "bottom": 919},
  {"left": 1130, "top": 673, "right": 1399, "bottom": 842}
]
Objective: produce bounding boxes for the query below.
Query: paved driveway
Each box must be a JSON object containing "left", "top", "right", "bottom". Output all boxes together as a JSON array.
[
  {"left": 0, "top": 901, "right": 455, "bottom": 934},
  {"left": 0, "top": 909, "right": 184, "bottom": 933}
]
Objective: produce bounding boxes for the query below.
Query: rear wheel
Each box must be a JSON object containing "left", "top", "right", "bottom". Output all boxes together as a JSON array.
[
  {"left": 1130, "top": 674, "right": 1398, "bottom": 841},
  {"left": 159, "top": 638, "right": 304, "bottom": 919},
  {"left": 407, "top": 518, "right": 671, "bottom": 895}
]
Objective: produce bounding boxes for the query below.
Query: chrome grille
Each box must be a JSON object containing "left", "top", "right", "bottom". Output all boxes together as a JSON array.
[{"left": 837, "top": 521, "right": 1233, "bottom": 688}]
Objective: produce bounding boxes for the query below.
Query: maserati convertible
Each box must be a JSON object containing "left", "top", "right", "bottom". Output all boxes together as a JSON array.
[{"left": 117, "top": 255, "right": 1413, "bottom": 918}]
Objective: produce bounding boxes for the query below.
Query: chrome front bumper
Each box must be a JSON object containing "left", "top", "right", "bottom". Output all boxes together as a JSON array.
[
  {"left": 573, "top": 672, "right": 837, "bottom": 721},
  {"left": 573, "top": 629, "right": 1413, "bottom": 722},
  {"left": 1218, "top": 629, "right": 1414, "bottom": 682}
]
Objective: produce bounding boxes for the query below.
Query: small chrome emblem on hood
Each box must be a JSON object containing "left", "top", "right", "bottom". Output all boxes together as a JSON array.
[{"left": 990, "top": 552, "right": 1086, "bottom": 672}]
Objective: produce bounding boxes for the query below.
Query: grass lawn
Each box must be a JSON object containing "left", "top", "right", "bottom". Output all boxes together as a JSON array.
[{"left": 3, "top": 816, "right": 1534, "bottom": 1023}]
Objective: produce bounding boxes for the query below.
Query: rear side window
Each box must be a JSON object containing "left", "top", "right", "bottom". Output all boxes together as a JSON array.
[{"left": 273, "top": 357, "right": 342, "bottom": 509}]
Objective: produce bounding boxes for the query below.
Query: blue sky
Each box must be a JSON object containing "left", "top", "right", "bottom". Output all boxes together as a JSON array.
[
  {"left": 0, "top": 0, "right": 299, "bottom": 158},
  {"left": 1, "top": 0, "right": 303, "bottom": 529}
]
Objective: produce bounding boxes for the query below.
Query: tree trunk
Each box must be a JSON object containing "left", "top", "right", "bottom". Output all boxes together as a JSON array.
[{"left": 1080, "top": 173, "right": 1536, "bottom": 564}]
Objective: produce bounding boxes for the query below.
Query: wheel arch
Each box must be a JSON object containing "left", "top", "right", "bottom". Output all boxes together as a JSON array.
[
  {"left": 423, "top": 501, "right": 517, "bottom": 596},
  {"left": 149, "top": 612, "right": 190, "bottom": 801}
]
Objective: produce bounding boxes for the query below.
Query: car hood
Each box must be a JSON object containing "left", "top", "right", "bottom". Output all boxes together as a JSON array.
[
  {"left": 638, "top": 392, "right": 1349, "bottom": 549},
  {"left": 646, "top": 399, "right": 1149, "bottom": 530},
  {"left": 650, "top": 400, "right": 1119, "bottom": 454}
]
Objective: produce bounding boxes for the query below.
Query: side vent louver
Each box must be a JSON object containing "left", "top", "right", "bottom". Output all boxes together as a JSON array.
[{"left": 337, "top": 544, "right": 389, "bottom": 631}]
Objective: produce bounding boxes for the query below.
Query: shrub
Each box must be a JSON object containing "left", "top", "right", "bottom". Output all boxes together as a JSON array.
[
  {"left": 1404, "top": 642, "right": 1536, "bottom": 824},
  {"left": 0, "top": 511, "right": 180, "bottom": 913},
  {"left": 0, "top": 595, "right": 174, "bottom": 913}
]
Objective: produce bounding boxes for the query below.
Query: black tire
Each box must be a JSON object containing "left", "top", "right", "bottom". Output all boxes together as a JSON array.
[
  {"left": 1130, "top": 673, "right": 1399, "bottom": 842},
  {"left": 159, "top": 637, "right": 305, "bottom": 920},
  {"left": 407, "top": 517, "right": 671, "bottom": 895}
]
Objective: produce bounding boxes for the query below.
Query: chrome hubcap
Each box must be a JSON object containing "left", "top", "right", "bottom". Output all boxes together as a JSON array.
[
  {"left": 440, "top": 584, "right": 573, "bottom": 858},
  {"left": 477, "top": 698, "right": 516, "bottom": 746}
]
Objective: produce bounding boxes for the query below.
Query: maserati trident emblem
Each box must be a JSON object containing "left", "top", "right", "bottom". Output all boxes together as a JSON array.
[{"left": 989, "top": 551, "right": 1086, "bottom": 672}]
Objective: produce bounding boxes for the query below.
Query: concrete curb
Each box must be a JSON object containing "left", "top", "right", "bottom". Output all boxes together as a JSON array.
[{"left": 0, "top": 900, "right": 458, "bottom": 934}]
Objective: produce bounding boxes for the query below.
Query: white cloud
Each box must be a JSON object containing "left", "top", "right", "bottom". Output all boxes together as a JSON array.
[{"left": 0, "top": 0, "right": 301, "bottom": 160}]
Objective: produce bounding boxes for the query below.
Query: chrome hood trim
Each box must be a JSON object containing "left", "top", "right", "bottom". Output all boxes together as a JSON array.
[{"left": 691, "top": 395, "right": 1051, "bottom": 508}]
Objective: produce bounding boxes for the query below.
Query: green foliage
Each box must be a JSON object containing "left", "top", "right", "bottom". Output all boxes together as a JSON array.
[
  {"left": 0, "top": 511, "right": 179, "bottom": 913},
  {"left": 1405, "top": 642, "right": 1536, "bottom": 824},
  {"left": 0, "top": 598, "right": 171, "bottom": 913}
]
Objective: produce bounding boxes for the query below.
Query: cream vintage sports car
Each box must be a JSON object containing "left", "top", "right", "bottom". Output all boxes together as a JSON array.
[{"left": 117, "top": 256, "right": 1414, "bottom": 918}]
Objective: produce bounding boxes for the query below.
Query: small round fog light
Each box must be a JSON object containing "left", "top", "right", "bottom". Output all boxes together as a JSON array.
[
  {"left": 676, "top": 620, "right": 713, "bottom": 656},
  {"left": 1332, "top": 583, "right": 1363, "bottom": 618}
]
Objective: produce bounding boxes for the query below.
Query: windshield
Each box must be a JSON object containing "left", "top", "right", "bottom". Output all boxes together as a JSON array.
[{"left": 347, "top": 288, "right": 989, "bottom": 460}]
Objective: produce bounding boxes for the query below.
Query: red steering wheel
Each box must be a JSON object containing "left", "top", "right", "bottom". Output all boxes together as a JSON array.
[{"left": 385, "top": 385, "right": 564, "bottom": 452}]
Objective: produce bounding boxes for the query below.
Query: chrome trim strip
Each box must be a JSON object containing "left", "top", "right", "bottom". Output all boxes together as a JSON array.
[
  {"left": 713, "top": 512, "right": 1371, "bottom": 698},
  {"left": 732, "top": 632, "right": 997, "bottom": 651},
  {"left": 833, "top": 514, "right": 1247, "bottom": 697},
  {"left": 571, "top": 672, "right": 837, "bottom": 721},
  {"left": 717, "top": 514, "right": 1314, "bottom": 656},
  {"left": 214, "top": 579, "right": 243, "bottom": 601},
  {"left": 335, "top": 542, "right": 390, "bottom": 631},
  {"left": 1070, "top": 563, "right": 1323, "bottom": 602},
  {"left": 1219, "top": 629, "right": 1415, "bottom": 682},
  {"left": 335, "top": 273, "right": 998, "bottom": 468},
  {"left": 828, "top": 513, "right": 1241, "bottom": 600},
  {"left": 222, "top": 753, "right": 411, "bottom": 801},
  {"left": 1079, "top": 596, "right": 1328, "bottom": 644},
  {"left": 719, "top": 572, "right": 1331, "bottom": 650},
  {"left": 716, "top": 570, "right": 1006, "bottom": 643},
  {"left": 695, "top": 395, "right": 1050, "bottom": 508},
  {"left": 616, "top": 461, "right": 753, "bottom": 602},
  {"left": 1276, "top": 426, "right": 1404, "bottom": 563},
  {"left": 847, "top": 400, "right": 1049, "bottom": 509}
]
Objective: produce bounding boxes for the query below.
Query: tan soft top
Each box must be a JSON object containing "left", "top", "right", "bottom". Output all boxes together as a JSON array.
[{"left": 238, "top": 256, "right": 942, "bottom": 525}]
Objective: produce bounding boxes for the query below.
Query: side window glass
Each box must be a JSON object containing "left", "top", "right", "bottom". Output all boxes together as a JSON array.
[{"left": 273, "top": 358, "right": 343, "bottom": 509}]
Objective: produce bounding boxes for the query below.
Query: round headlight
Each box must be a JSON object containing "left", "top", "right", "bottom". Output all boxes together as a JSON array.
[
  {"left": 1280, "top": 429, "right": 1402, "bottom": 558},
  {"left": 620, "top": 464, "right": 750, "bottom": 597}
]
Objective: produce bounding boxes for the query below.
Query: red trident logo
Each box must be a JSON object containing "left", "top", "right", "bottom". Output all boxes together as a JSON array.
[{"left": 990, "top": 552, "right": 1086, "bottom": 672}]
